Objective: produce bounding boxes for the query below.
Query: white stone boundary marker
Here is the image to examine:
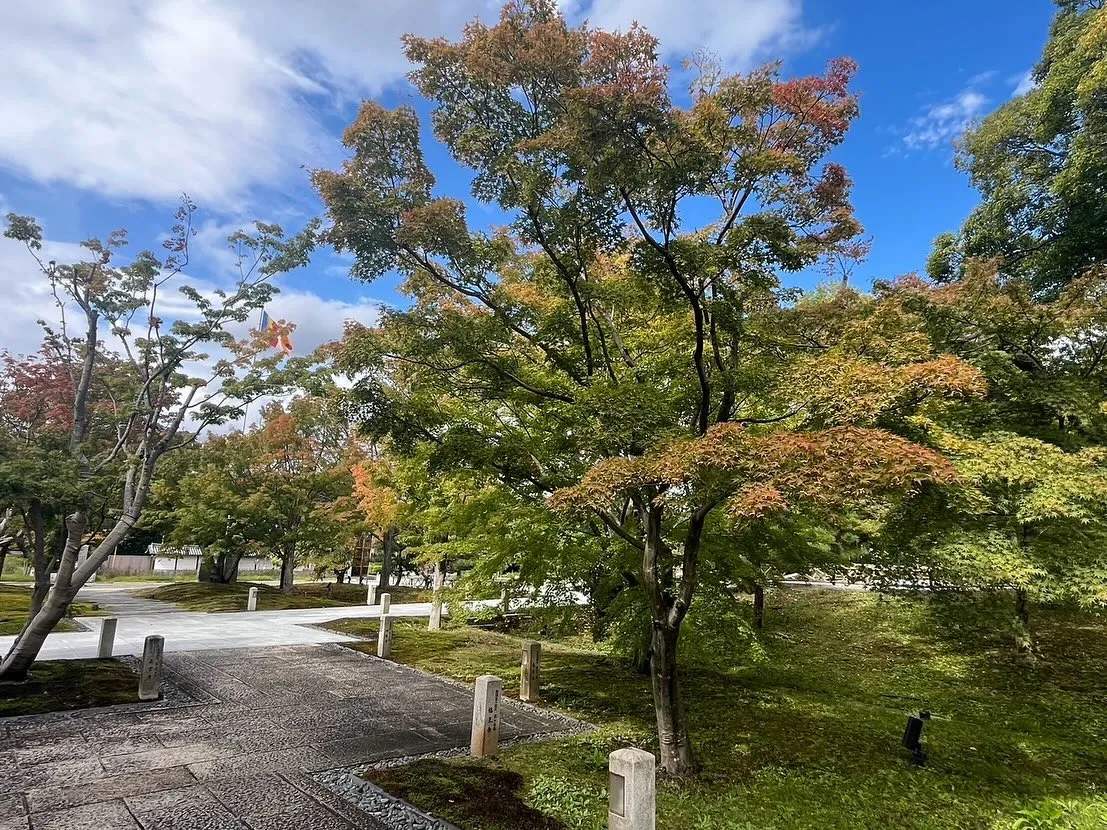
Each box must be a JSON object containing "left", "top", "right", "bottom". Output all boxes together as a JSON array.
[
  {"left": 379, "top": 593, "right": 391, "bottom": 614},
  {"left": 247, "top": 586, "right": 259, "bottom": 612},
  {"left": 608, "top": 748, "right": 656, "bottom": 830},
  {"left": 366, "top": 583, "right": 377, "bottom": 607},
  {"left": 470, "top": 674, "right": 502, "bottom": 757},
  {"left": 520, "top": 640, "right": 540, "bottom": 703},
  {"left": 428, "top": 563, "right": 444, "bottom": 631},
  {"left": 138, "top": 635, "right": 165, "bottom": 701},
  {"left": 97, "top": 618, "right": 118, "bottom": 658},
  {"left": 377, "top": 614, "right": 394, "bottom": 660}
]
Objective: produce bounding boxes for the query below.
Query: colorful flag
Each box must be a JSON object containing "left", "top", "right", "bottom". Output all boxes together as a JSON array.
[{"left": 259, "top": 309, "right": 293, "bottom": 354}]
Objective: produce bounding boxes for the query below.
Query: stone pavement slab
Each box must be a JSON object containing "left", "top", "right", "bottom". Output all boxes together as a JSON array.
[{"left": 2, "top": 644, "right": 583, "bottom": 830}]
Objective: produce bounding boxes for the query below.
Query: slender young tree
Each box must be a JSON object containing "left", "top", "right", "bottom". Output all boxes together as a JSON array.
[{"left": 0, "top": 201, "right": 316, "bottom": 680}]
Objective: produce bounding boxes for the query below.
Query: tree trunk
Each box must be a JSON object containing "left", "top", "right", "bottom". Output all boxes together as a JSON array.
[
  {"left": 630, "top": 618, "right": 652, "bottom": 675},
  {"left": 27, "top": 500, "right": 51, "bottom": 622},
  {"left": 0, "top": 512, "right": 87, "bottom": 682},
  {"left": 1015, "top": 588, "right": 1030, "bottom": 627},
  {"left": 280, "top": 548, "right": 296, "bottom": 594},
  {"left": 638, "top": 500, "right": 702, "bottom": 778},
  {"left": 205, "top": 552, "right": 243, "bottom": 584},
  {"left": 380, "top": 528, "right": 396, "bottom": 590},
  {"left": 650, "top": 621, "right": 698, "bottom": 777},
  {"left": 753, "top": 583, "right": 765, "bottom": 630}
]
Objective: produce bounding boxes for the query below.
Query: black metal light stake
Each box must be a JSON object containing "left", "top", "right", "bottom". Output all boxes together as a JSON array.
[{"left": 901, "top": 710, "right": 931, "bottom": 765}]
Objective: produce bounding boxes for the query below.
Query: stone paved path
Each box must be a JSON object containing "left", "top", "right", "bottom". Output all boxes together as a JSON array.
[
  {"left": 0, "top": 644, "right": 576, "bottom": 829},
  {"left": 80, "top": 587, "right": 181, "bottom": 617},
  {"left": 0, "top": 603, "right": 451, "bottom": 661}
]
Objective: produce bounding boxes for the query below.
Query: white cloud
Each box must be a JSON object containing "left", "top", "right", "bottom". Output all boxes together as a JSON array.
[
  {"left": 0, "top": 1, "right": 497, "bottom": 210},
  {"left": 902, "top": 89, "right": 989, "bottom": 152},
  {"left": 0, "top": 0, "right": 810, "bottom": 210},
  {"left": 1013, "top": 70, "right": 1036, "bottom": 97},
  {"left": 562, "top": 0, "right": 810, "bottom": 69},
  {"left": 0, "top": 234, "right": 91, "bottom": 358}
]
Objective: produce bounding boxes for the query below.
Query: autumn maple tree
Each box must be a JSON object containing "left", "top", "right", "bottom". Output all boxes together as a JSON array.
[
  {"left": 872, "top": 260, "right": 1107, "bottom": 649},
  {"left": 313, "top": 0, "right": 986, "bottom": 775}
]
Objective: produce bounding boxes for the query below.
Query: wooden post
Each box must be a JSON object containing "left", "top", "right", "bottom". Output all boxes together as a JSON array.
[
  {"left": 470, "top": 675, "right": 502, "bottom": 757},
  {"left": 520, "top": 640, "right": 540, "bottom": 703},
  {"left": 97, "top": 618, "right": 118, "bottom": 658},
  {"left": 138, "top": 635, "right": 165, "bottom": 701},
  {"left": 377, "top": 614, "right": 394, "bottom": 660}
]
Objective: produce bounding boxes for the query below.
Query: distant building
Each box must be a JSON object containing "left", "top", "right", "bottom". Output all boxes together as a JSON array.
[{"left": 98, "top": 544, "right": 279, "bottom": 577}]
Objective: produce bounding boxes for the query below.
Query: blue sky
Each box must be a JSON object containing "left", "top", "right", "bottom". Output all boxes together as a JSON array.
[{"left": 0, "top": 0, "right": 1056, "bottom": 359}]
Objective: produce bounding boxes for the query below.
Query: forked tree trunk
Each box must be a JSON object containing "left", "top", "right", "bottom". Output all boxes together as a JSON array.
[
  {"left": 204, "top": 552, "right": 243, "bottom": 584},
  {"left": 640, "top": 500, "right": 702, "bottom": 778},
  {"left": 0, "top": 512, "right": 87, "bottom": 682},
  {"left": 1, "top": 497, "right": 149, "bottom": 682},
  {"left": 650, "top": 621, "right": 697, "bottom": 776}
]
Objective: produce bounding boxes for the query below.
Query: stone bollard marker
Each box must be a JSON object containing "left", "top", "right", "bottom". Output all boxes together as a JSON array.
[
  {"left": 470, "top": 675, "right": 502, "bottom": 757},
  {"left": 428, "top": 564, "right": 444, "bottom": 631},
  {"left": 366, "top": 583, "right": 377, "bottom": 606},
  {"left": 520, "top": 640, "right": 541, "bottom": 703},
  {"left": 377, "top": 614, "right": 394, "bottom": 660},
  {"left": 138, "top": 635, "right": 165, "bottom": 702},
  {"left": 97, "top": 618, "right": 119, "bottom": 658},
  {"left": 247, "top": 586, "right": 259, "bottom": 612},
  {"left": 608, "top": 748, "right": 656, "bottom": 830},
  {"left": 379, "top": 593, "right": 391, "bottom": 614}
]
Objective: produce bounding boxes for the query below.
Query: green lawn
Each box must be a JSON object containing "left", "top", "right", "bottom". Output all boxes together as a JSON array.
[
  {"left": 138, "top": 580, "right": 432, "bottom": 612},
  {"left": 325, "top": 590, "right": 1107, "bottom": 830},
  {"left": 0, "top": 658, "right": 139, "bottom": 717},
  {"left": 0, "top": 585, "right": 102, "bottom": 635}
]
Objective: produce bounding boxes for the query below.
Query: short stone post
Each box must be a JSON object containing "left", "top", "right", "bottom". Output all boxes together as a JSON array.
[
  {"left": 97, "top": 617, "right": 118, "bottom": 658},
  {"left": 520, "top": 640, "right": 541, "bottom": 703},
  {"left": 428, "top": 563, "right": 444, "bottom": 631},
  {"left": 377, "top": 614, "right": 394, "bottom": 660},
  {"left": 470, "top": 674, "right": 502, "bottom": 757},
  {"left": 246, "top": 586, "right": 259, "bottom": 612},
  {"left": 499, "top": 586, "right": 511, "bottom": 614},
  {"left": 608, "top": 748, "right": 656, "bottom": 830},
  {"left": 379, "top": 592, "right": 391, "bottom": 614},
  {"left": 366, "top": 583, "right": 377, "bottom": 606},
  {"left": 138, "top": 635, "right": 165, "bottom": 702}
]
